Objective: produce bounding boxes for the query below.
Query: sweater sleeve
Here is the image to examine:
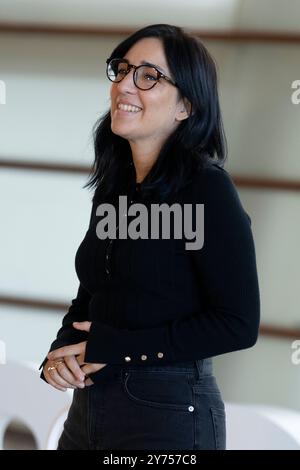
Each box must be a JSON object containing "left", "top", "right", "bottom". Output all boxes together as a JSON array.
[
  {"left": 84, "top": 167, "right": 260, "bottom": 366},
  {"left": 39, "top": 196, "right": 97, "bottom": 376}
]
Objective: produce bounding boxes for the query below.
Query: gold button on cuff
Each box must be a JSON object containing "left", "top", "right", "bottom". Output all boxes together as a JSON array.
[
  {"left": 125, "top": 356, "right": 131, "bottom": 362},
  {"left": 157, "top": 352, "right": 164, "bottom": 359},
  {"left": 141, "top": 355, "right": 147, "bottom": 361}
]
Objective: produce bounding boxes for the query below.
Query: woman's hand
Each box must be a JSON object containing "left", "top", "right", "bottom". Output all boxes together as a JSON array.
[
  {"left": 46, "top": 321, "right": 107, "bottom": 390},
  {"left": 43, "top": 354, "right": 86, "bottom": 392}
]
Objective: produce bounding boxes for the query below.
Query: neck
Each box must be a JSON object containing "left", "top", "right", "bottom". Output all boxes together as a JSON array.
[{"left": 130, "top": 142, "right": 161, "bottom": 184}]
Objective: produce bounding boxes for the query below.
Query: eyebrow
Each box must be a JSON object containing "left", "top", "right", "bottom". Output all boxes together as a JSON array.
[{"left": 122, "top": 57, "right": 166, "bottom": 75}]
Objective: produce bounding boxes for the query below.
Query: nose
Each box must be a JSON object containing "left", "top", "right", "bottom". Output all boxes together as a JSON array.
[{"left": 116, "top": 68, "right": 137, "bottom": 94}]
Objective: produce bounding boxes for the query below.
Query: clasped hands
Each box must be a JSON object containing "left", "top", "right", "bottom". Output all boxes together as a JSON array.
[{"left": 43, "top": 321, "right": 107, "bottom": 392}]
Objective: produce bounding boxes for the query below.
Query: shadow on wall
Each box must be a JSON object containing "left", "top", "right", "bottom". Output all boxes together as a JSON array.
[{"left": 3, "top": 420, "right": 37, "bottom": 450}]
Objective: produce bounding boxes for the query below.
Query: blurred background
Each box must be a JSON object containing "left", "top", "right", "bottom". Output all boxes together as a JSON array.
[{"left": 0, "top": 0, "right": 300, "bottom": 450}]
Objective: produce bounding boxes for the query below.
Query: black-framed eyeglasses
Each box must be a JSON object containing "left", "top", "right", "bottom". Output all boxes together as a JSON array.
[{"left": 106, "top": 57, "right": 178, "bottom": 91}]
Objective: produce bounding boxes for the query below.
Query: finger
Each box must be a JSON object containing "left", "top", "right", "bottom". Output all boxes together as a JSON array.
[
  {"left": 56, "top": 360, "right": 84, "bottom": 388},
  {"left": 81, "top": 363, "right": 106, "bottom": 376},
  {"left": 84, "top": 377, "right": 94, "bottom": 386},
  {"left": 44, "top": 361, "right": 77, "bottom": 390},
  {"left": 48, "top": 343, "right": 84, "bottom": 360},
  {"left": 75, "top": 353, "right": 86, "bottom": 367},
  {"left": 47, "top": 367, "right": 78, "bottom": 389},
  {"left": 43, "top": 370, "right": 68, "bottom": 392},
  {"left": 73, "top": 321, "right": 91, "bottom": 332},
  {"left": 64, "top": 355, "right": 86, "bottom": 383}
]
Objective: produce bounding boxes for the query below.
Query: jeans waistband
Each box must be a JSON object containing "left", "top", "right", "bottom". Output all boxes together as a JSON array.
[
  {"left": 90, "top": 358, "right": 213, "bottom": 385},
  {"left": 123, "top": 358, "right": 213, "bottom": 378}
]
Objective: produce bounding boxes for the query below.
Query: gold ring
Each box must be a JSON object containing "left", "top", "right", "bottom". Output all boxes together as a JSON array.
[
  {"left": 47, "top": 366, "right": 56, "bottom": 372},
  {"left": 54, "top": 359, "right": 64, "bottom": 367}
]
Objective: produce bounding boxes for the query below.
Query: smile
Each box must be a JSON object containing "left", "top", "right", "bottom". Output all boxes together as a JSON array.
[{"left": 117, "top": 103, "right": 142, "bottom": 113}]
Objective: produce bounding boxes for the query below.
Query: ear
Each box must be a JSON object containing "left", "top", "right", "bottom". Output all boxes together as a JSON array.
[{"left": 175, "top": 97, "right": 193, "bottom": 122}]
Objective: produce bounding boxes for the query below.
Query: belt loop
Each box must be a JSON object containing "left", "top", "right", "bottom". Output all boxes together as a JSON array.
[{"left": 195, "top": 359, "right": 203, "bottom": 381}]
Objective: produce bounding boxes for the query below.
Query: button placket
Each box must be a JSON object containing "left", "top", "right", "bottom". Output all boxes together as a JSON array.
[
  {"left": 104, "top": 232, "right": 117, "bottom": 279},
  {"left": 104, "top": 183, "right": 139, "bottom": 279}
]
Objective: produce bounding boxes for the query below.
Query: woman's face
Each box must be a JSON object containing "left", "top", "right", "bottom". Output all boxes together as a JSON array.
[{"left": 110, "top": 37, "right": 189, "bottom": 149}]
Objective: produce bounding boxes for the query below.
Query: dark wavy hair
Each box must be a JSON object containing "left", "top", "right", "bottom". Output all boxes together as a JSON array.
[{"left": 84, "top": 23, "right": 227, "bottom": 203}]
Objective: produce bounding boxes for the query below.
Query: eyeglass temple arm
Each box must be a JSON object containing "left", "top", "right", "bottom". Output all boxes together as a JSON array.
[{"left": 161, "top": 74, "right": 177, "bottom": 86}]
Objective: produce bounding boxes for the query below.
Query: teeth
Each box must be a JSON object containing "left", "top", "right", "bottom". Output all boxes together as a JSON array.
[{"left": 118, "top": 103, "right": 142, "bottom": 113}]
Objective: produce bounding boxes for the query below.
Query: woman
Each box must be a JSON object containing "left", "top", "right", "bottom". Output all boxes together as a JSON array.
[{"left": 40, "top": 23, "right": 260, "bottom": 450}]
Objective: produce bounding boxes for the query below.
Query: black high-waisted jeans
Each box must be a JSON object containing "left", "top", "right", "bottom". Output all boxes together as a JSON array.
[{"left": 57, "top": 358, "right": 226, "bottom": 450}]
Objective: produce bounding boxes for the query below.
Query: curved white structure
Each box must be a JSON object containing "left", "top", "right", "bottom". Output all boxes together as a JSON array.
[
  {"left": 45, "top": 408, "right": 70, "bottom": 450},
  {"left": 0, "top": 361, "right": 72, "bottom": 450},
  {"left": 226, "top": 402, "right": 300, "bottom": 450}
]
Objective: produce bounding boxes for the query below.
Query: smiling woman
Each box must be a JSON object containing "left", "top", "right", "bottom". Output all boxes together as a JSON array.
[
  {"left": 39, "top": 23, "right": 260, "bottom": 450},
  {"left": 108, "top": 35, "right": 193, "bottom": 183}
]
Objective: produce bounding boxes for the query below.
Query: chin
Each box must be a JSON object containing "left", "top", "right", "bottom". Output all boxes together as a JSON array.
[{"left": 111, "top": 125, "right": 137, "bottom": 140}]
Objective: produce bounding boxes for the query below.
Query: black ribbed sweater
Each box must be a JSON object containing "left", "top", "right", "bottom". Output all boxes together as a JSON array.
[{"left": 40, "top": 162, "right": 260, "bottom": 380}]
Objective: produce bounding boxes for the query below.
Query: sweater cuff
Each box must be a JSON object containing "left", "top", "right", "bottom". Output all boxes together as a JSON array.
[{"left": 84, "top": 321, "right": 175, "bottom": 366}]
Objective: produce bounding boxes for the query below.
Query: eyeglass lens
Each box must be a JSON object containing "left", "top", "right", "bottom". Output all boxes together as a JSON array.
[{"left": 107, "top": 59, "right": 159, "bottom": 90}]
